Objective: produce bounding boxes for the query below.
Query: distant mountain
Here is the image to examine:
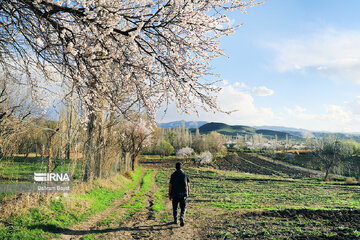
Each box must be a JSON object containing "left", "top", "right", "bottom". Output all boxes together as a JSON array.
[
  {"left": 160, "top": 121, "right": 360, "bottom": 142},
  {"left": 253, "top": 125, "right": 360, "bottom": 140},
  {"left": 253, "top": 125, "right": 315, "bottom": 138},
  {"left": 158, "top": 120, "right": 208, "bottom": 129},
  {"left": 312, "top": 132, "right": 360, "bottom": 142},
  {"left": 198, "top": 122, "right": 302, "bottom": 140},
  {"left": 253, "top": 125, "right": 310, "bottom": 133}
]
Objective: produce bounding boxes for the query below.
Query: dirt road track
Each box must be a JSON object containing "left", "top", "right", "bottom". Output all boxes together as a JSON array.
[{"left": 56, "top": 169, "right": 199, "bottom": 240}]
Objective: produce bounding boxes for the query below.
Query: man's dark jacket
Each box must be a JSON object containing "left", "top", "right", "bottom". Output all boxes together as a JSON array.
[{"left": 170, "top": 170, "right": 190, "bottom": 198}]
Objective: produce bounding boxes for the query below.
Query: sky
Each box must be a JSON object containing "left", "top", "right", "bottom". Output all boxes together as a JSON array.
[{"left": 156, "top": 0, "right": 360, "bottom": 133}]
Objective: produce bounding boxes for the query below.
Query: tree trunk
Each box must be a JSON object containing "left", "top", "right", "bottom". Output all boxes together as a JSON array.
[
  {"left": 324, "top": 161, "right": 332, "bottom": 181},
  {"left": 47, "top": 129, "right": 59, "bottom": 172},
  {"left": 48, "top": 137, "right": 54, "bottom": 172},
  {"left": 324, "top": 168, "right": 330, "bottom": 181},
  {"left": 125, "top": 152, "right": 131, "bottom": 171},
  {"left": 84, "top": 112, "right": 96, "bottom": 182},
  {"left": 95, "top": 121, "right": 103, "bottom": 179},
  {"left": 66, "top": 103, "right": 73, "bottom": 160},
  {"left": 131, "top": 154, "right": 136, "bottom": 171}
]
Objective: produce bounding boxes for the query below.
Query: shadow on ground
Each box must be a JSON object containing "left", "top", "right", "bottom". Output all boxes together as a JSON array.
[{"left": 29, "top": 222, "right": 178, "bottom": 236}]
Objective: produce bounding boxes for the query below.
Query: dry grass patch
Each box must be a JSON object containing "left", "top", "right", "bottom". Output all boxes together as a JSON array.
[{"left": 345, "top": 177, "right": 356, "bottom": 184}]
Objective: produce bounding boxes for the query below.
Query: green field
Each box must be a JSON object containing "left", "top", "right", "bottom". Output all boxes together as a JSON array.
[
  {"left": 1, "top": 155, "right": 360, "bottom": 239},
  {"left": 0, "top": 156, "right": 83, "bottom": 182},
  {"left": 155, "top": 166, "right": 360, "bottom": 239}
]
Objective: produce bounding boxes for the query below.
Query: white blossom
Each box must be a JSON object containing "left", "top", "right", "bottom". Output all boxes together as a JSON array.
[
  {"left": 176, "top": 147, "right": 194, "bottom": 157},
  {"left": 0, "top": 0, "right": 261, "bottom": 120},
  {"left": 195, "top": 151, "right": 213, "bottom": 165}
]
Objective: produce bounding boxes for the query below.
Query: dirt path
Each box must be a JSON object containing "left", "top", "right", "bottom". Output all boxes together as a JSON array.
[
  {"left": 98, "top": 170, "right": 200, "bottom": 240},
  {"left": 55, "top": 169, "right": 199, "bottom": 240},
  {"left": 55, "top": 179, "right": 142, "bottom": 240}
]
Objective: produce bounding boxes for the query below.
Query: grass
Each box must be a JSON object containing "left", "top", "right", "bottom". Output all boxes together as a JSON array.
[
  {"left": 80, "top": 233, "right": 96, "bottom": 240},
  {"left": 98, "top": 169, "right": 154, "bottom": 227},
  {"left": 175, "top": 167, "right": 360, "bottom": 211},
  {"left": 0, "top": 156, "right": 84, "bottom": 183},
  {"left": 154, "top": 165, "right": 360, "bottom": 239},
  {"left": 4, "top": 155, "right": 360, "bottom": 239},
  {"left": 0, "top": 167, "right": 143, "bottom": 240},
  {"left": 152, "top": 169, "right": 167, "bottom": 212}
]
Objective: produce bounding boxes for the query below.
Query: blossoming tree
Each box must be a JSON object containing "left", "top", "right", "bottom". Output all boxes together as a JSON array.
[{"left": 1, "top": 0, "right": 260, "bottom": 181}]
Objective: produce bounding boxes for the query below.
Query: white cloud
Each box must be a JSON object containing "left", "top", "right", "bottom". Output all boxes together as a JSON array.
[
  {"left": 157, "top": 85, "right": 275, "bottom": 125},
  {"left": 270, "top": 29, "right": 360, "bottom": 83},
  {"left": 235, "top": 81, "right": 248, "bottom": 89},
  {"left": 345, "top": 96, "right": 360, "bottom": 115},
  {"left": 252, "top": 86, "right": 274, "bottom": 96},
  {"left": 295, "top": 106, "right": 307, "bottom": 113},
  {"left": 284, "top": 106, "right": 306, "bottom": 115},
  {"left": 284, "top": 103, "right": 360, "bottom": 132}
]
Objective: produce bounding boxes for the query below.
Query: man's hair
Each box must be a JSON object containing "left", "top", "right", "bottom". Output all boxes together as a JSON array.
[{"left": 176, "top": 162, "right": 182, "bottom": 170}]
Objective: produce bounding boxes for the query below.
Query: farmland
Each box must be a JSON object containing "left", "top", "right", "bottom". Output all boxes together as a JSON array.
[
  {"left": 1, "top": 153, "right": 360, "bottom": 239},
  {"left": 153, "top": 161, "right": 360, "bottom": 239}
]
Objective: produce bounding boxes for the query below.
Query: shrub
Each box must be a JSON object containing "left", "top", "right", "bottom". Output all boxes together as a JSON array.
[
  {"left": 346, "top": 177, "right": 356, "bottom": 184},
  {"left": 176, "top": 147, "right": 194, "bottom": 157},
  {"left": 195, "top": 151, "right": 212, "bottom": 165},
  {"left": 155, "top": 140, "right": 175, "bottom": 156}
]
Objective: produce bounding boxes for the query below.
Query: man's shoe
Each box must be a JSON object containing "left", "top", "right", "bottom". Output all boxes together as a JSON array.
[
  {"left": 173, "top": 219, "right": 178, "bottom": 224},
  {"left": 180, "top": 219, "right": 184, "bottom": 227}
]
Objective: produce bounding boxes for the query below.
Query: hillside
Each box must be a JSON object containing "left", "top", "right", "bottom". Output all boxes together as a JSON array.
[
  {"left": 160, "top": 121, "right": 360, "bottom": 142},
  {"left": 198, "top": 122, "right": 301, "bottom": 140},
  {"left": 158, "top": 120, "right": 207, "bottom": 129}
]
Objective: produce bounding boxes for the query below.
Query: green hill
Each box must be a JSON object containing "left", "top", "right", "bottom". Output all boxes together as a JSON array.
[{"left": 198, "top": 122, "right": 301, "bottom": 140}]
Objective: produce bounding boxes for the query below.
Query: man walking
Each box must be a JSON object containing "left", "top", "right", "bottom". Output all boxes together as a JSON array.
[{"left": 169, "top": 162, "right": 190, "bottom": 227}]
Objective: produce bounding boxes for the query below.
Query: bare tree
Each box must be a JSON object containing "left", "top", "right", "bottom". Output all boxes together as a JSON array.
[{"left": 0, "top": 74, "right": 34, "bottom": 157}]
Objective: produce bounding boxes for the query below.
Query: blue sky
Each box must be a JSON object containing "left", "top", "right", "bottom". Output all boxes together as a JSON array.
[{"left": 157, "top": 0, "right": 360, "bottom": 133}]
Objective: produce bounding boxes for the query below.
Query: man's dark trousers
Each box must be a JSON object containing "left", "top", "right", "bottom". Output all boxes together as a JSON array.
[{"left": 172, "top": 196, "right": 186, "bottom": 221}]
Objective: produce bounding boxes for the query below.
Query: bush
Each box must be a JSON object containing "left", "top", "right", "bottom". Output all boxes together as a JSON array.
[
  {"left": 176, "top": 147, "right": 194, "bottom": 157},
  {"left": 195, "top": 151, "right": 212, "bottom": 165},
  {"left": 346, "top": 177, "right": 356, "bottom": 184},
  {"left": 155, "top": 140, "right": 175, "bottom": 156}
]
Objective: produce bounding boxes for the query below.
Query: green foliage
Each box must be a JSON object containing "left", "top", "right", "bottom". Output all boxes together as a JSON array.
[
  {"left": 127, "top": 167, "right": 143, "bottom": 190},
  {"left": 342, "top": 140, "right": 360, "bottom": 155},
  {"left": 137, "top": 169, "right": 153, "bottom": 195},
  {"left": 313, "top": 137, "right": 354, "bottom": 179},
  {"left": 152, "top": 191, "right": 165, "bottom": 212},
  {"left": 155, "top": 168, "right": 167, "bottom": 183},
  {"left": 153, "top": 170, "right": 167, "bottom": 212},
  {"left": 0, "top": 156, "right": 81, "bottom": 182},
  {"left": 77, "top": 187, "right": 126, "bottom": 218},
  {"left": 155, "top": 140, "right": 175, "bottom": 156},
  {"left": 80, "top": 233, "right": 96, "bottom": 240},
  {"left": 0, "top": 227, "right": 47, "bottom": 240}
]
